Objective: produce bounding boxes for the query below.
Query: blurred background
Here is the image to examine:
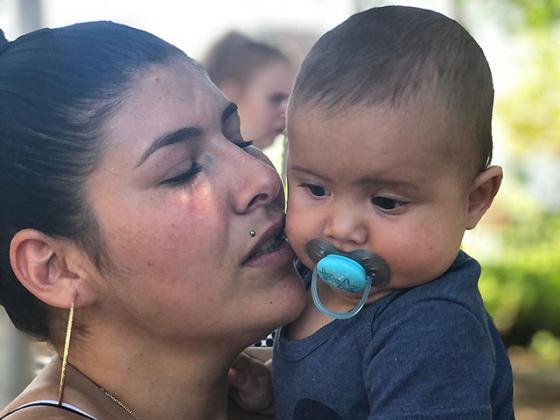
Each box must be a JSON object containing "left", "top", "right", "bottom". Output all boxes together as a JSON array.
[{"left": 1, "top": 0, "right": 559, "bottom": 418}]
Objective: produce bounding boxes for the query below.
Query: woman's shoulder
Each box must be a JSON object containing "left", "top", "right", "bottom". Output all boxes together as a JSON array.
[{"left": 1, "top": 361, "right": 98, "bottom": 420}]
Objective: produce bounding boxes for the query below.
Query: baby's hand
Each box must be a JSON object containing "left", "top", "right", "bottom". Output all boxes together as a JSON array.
[{"left": 229, "top": 352, "right": 274, "bottom": 415}]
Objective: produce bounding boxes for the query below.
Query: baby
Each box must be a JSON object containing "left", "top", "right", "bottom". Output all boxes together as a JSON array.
[{"left": 270, "top": 5, "right": 514, "bottom": 419}]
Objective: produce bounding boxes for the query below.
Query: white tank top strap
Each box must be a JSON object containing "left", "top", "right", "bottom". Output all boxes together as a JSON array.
[{"left": 0, "top": 399, "right": 97, "bottom": 419}]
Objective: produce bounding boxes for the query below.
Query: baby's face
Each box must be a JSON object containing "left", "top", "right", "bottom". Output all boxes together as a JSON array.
[{"left": 286, "top": 102, "right": 471, "bottom": 292}]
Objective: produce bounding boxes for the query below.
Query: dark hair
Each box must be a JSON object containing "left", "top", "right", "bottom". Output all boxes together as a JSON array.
[
  {"left": 203, "top": 31, "right": 288, "bottom": 90},
  {"left": 0, "top": 21, "right": 192, "bottom": 341},
  {"left": 291, "top": 6, "right": 494, "bottom": 172}
]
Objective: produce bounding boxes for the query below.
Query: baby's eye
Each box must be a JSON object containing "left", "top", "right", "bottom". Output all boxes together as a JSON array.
[
  {"left": 371, "top": 196, "right": 404, "bottom": 211},
  {"left": 300, "top": 183, "right": 329, "bottom": 197}
]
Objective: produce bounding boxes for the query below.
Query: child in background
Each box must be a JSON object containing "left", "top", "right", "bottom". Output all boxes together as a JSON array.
[
  {"left": 203, "top": 32, "right": 293, "bottom": 150},
  {"left": 272, "top": 6, "right": 514, "bottom": 419}
]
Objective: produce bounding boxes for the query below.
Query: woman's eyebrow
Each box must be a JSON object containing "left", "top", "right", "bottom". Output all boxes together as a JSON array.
[{"left": 136, "top": 126, "right": 202, "bottom": 167}]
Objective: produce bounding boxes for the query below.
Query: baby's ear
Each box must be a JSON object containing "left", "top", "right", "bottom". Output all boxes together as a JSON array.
[
  {"left": 466, "top": 165, "right": 503, "bottom": 230},
  {"left": 9, "top": 229, "right": 96, "bottom": 309}
]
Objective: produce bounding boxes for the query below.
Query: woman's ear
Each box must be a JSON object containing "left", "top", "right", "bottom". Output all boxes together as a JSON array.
[
  {"left": 466, "top": 165, "right": 503, "bottom": 230},
  {"left": 9, "top": 229, "right": 96, "bottom": 309}
]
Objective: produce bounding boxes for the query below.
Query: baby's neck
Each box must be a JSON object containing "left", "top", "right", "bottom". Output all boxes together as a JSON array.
[
  {"left": 286, "top": 287, "right": 392, "bottom": 340},
  {"left": 286, "top": 291, "right": 333, "bottom": 340}
]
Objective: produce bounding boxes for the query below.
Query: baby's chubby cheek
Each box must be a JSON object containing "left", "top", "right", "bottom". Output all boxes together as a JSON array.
[
  {"left": 383, "top": 251, "right": 451, "bottom": 290},
  {"left": 285, "top": 213, "right": 311, "bottom": 265},
  {"left": 285, "top": 214, "right": 297, "bottom": 247}
]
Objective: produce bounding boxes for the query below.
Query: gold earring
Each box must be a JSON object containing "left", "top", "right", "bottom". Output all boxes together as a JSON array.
[{"left": 58, "top": 293, "right": 77, "bottom": 406}]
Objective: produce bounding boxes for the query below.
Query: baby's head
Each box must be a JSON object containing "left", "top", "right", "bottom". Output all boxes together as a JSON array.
[
  {"left": 203, "top": 32, "right": 293, "bottom": 149},
  {"left": 286, "top": 6, "right": 502, "bottom": 292}
]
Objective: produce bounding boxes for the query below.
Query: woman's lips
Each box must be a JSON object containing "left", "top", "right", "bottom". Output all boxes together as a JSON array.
[{"left": 243, "top": 236, "right": 294, "bottom": 268}]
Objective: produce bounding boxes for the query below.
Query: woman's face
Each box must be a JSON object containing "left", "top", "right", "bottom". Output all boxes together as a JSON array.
[
  {"left": 84, "top": 60, "right": 305, "bottom": 344},
  {"left": 236, "top": 60, "right": 293, "bottom": 149}
]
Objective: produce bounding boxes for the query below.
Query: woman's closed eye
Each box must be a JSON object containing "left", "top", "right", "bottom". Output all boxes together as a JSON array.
[
  {"left": 161, "top": 138, "right": 252, "bottom": 188},
  {"left": 371, "top": 196, "right": 407, "bottom": 212},
  {"left": 162, "top": 162, "right": 203, "bottom": 187},
  {"left": 300, "top": 183, "right": 329, "bottom": 198}
]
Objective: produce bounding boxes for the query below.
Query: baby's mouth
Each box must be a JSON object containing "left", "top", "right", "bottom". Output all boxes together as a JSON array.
[
  {"left": 306, "top": 238, "right": 391, "bottom": 288},
  {"left": 306, "top": 238, "right": 391, "bottom": 319}
]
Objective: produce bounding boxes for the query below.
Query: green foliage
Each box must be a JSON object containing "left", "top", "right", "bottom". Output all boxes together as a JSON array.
[
  {"left": 490, "top": 0, "right": 560, "bottom": 155},
  {"left": 488, "top": 0, "right": 560, "bottom": 31},
  {"left": 530, "top": 330, "right": 560, "bottom": 365},
  {"left": 497, "top": 33, "right": 560, "bottom": 155},
  {"left": 479, "top": 214, "right": 560, "bottom": 348}
]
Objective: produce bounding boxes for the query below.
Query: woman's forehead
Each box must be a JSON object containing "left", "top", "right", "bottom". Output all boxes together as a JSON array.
[
  {"left": 131, "top": 61, "right": 221, "bottom": 105},
  {"left": 99, "top": 61, "right": 227, "bottom": 163},
  {"left": 114, "top": 62, "right": 224, "bottom": 124}
]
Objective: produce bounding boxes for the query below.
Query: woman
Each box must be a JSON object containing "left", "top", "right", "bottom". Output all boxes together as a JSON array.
[
  {"left": 0, "top": 22, "right": 305, "bottom": 419},
  {"left": 203, "top": 32, "right": 293, "bottom": 150}
]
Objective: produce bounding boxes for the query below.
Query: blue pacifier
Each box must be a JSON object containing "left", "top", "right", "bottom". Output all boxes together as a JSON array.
[{"left": 306, "top": 239, "right": 391, "bottom": 319}]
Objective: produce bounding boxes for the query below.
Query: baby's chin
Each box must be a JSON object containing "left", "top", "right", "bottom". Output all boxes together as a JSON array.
[
  {"left": 384, "top": 271, "right": 443, "bottom": 290},
  {"left": 362, "top": 275, "right": 433, "bottom": 305},
  {"left": 365, "top": 289, "right": 394, "bottom": 305}
]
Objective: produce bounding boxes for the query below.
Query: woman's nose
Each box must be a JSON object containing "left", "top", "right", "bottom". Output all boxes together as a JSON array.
[
  {"left": 323, "top": 204, "right": 368, "bottom": 250},
  {"left": 228, "top": 145, "right": 283, "bottom": 214}
]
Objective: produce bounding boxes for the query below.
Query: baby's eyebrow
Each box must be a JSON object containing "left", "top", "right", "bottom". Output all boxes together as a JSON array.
[
  {"left": 357, "top": 176, "right": 419, "bottom": 191},
  {"left": 289, "top": 166, "right": 331, "bottom": 181}
]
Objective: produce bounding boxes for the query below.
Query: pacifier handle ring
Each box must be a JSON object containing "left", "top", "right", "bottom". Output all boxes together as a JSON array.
[{"left": 311, "top": 267, "right": 372, "bottom": 320}]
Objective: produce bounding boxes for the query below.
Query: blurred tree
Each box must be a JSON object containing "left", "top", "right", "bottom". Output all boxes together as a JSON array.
[
  {"left": 499, "top": 36, "right": 560, "bottom": 155},
  {"left": 491, "top": 0, "right": 560, "bottom": 154},
  {"left": 472, "top": 0, "right": 560, "bottom": 358},
  {"left": 493, "top": 0, "right": 560, "bottom": 30},
  {"left": 480, "top": 214, "right": 560, "bottom": 346}
]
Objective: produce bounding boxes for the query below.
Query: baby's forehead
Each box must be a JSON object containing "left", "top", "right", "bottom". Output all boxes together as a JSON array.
[
  {"left": 288, "top": 97, "right": 453, "bottom": 140},
  {"left": 288, "top": 99, "right": 477, "bottom": 179}
]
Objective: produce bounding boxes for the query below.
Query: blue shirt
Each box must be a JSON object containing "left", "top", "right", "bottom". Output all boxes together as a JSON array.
[{"left": 273, "top": 252, "right": 514, "bottom": 419}]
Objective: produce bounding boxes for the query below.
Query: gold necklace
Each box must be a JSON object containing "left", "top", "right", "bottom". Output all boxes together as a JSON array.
[
  {"left": 65, "top": 362, "right": 139, "bottom": 419},
  {"left": 98, "top": 386, "right": 140, "bottom": 420}
]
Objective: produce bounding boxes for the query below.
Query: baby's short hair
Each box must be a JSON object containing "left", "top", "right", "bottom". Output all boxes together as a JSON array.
[{"left": 291, "top": 6, "right": 494, "bottom": 173}]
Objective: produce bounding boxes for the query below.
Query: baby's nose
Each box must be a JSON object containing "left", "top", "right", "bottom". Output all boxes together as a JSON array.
[{"left": 323, "top": 208, "right": 368, "bottom": 250}]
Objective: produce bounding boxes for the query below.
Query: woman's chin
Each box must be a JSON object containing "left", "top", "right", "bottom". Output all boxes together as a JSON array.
[{"left": 266, "top": 276, "right": 307, "bottom": 326}]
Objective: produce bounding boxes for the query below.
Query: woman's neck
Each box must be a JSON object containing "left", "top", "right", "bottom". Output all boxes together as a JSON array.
[{"left": 61, "top": 327, "right": 240, "bottom": 420}]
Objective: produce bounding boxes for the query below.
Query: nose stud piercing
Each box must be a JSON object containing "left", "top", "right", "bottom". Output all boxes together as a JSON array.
[{"left": 250, "top": 229, "right": 256, "bottom": 238}]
